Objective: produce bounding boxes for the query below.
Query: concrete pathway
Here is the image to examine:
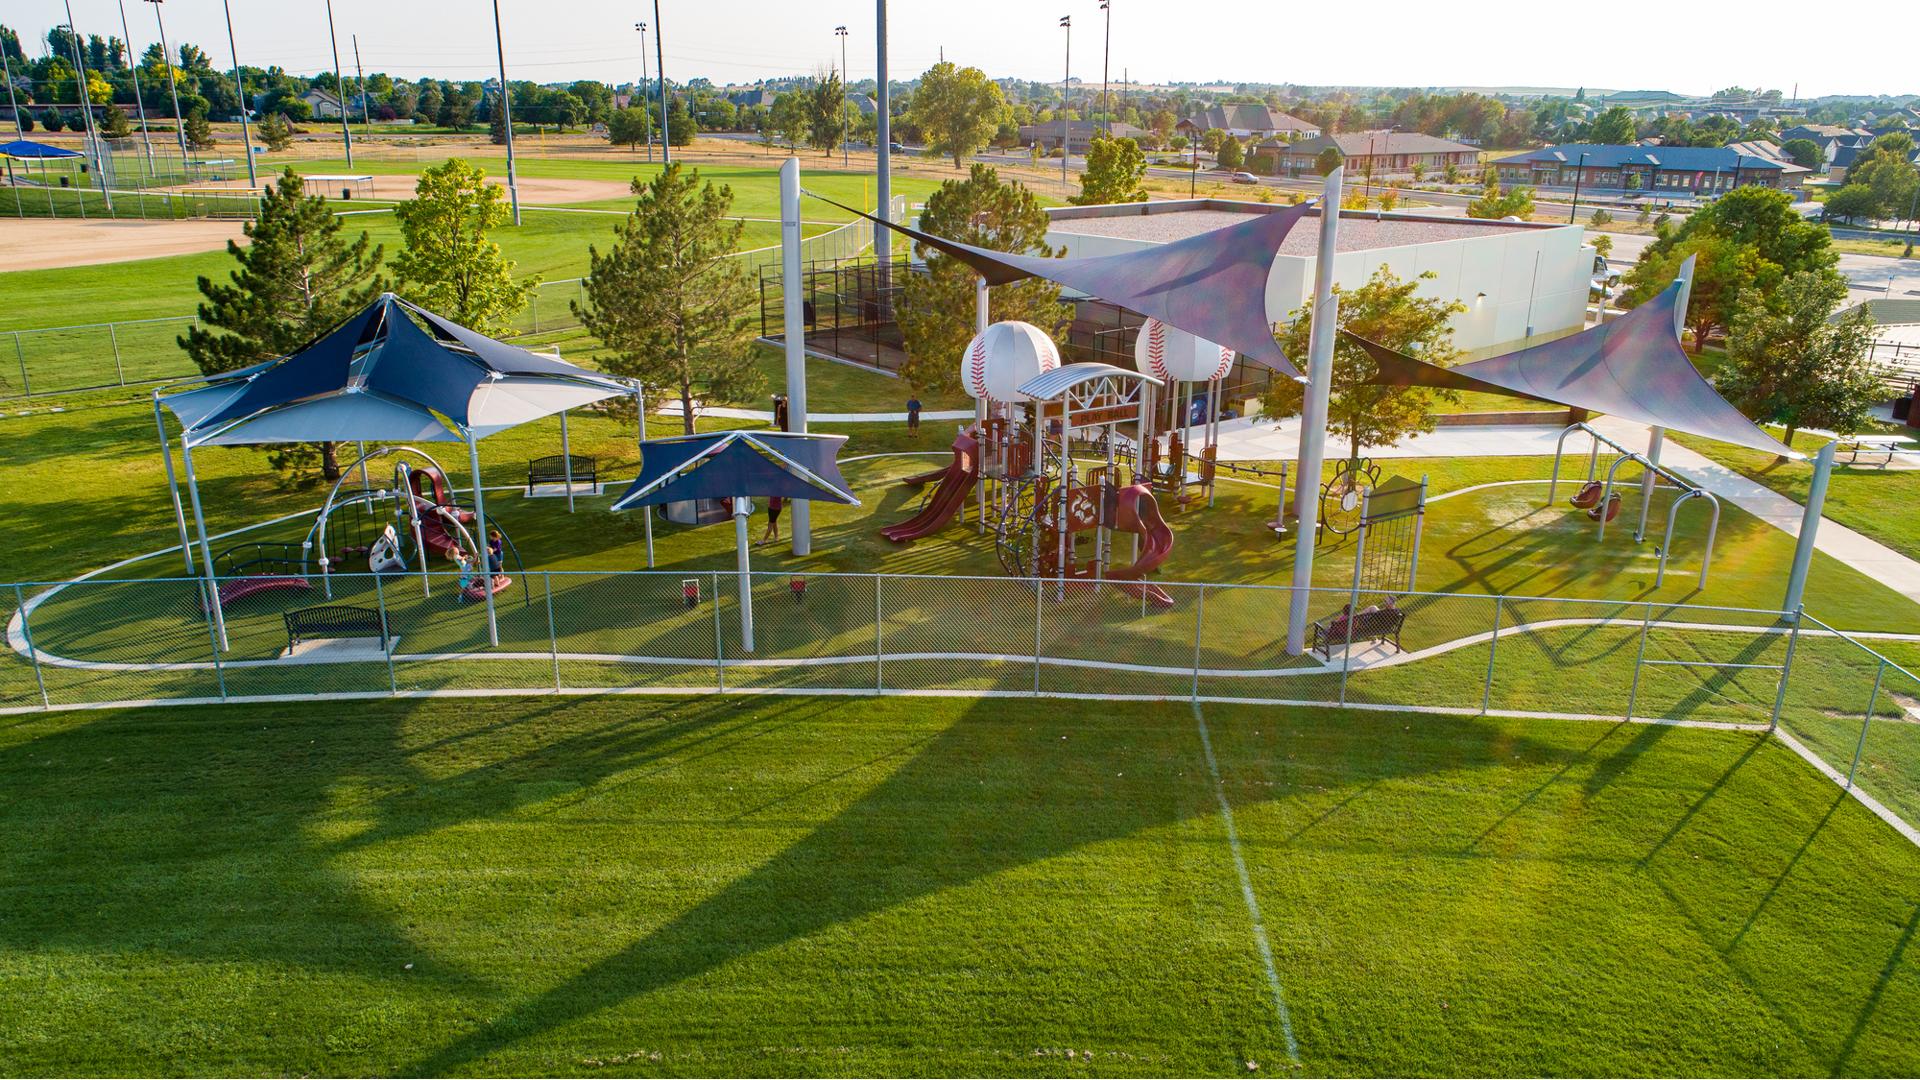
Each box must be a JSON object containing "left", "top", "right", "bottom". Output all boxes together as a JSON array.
[{"left": 654, "top": 404, "right": 975, "bottom": 425}]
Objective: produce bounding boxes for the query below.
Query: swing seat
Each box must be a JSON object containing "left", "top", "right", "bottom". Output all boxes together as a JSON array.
[
  {"left": 1587, "top": 493, "right": 1622, "bottom": 522},
  {"left": 1569, "top": 481, "right": 1605, "bottom": 509}
]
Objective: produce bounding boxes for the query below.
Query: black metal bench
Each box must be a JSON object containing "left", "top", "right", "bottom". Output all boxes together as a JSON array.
[
  {"left": 1311, "top": 605, "right": 1407, "bottom": 659},
  {"left": 526, "top": 454, "right": 597, "bottom": 494},
  {"left": 283, "top": 605, "right": 389, "bottom": 650}
]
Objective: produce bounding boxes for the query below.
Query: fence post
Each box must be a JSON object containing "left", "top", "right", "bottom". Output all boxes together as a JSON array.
[
  {"left": 544, "top": 572, "right": 561, "bottom": 692},
  {"left": 712, "top": 570, "right": 726, "bottom": 692},
  {"left": 201, "top": 578, "right": 228, "bottom": 702},
  {"left": 1627, "top": 602, "right": 1653, "bottom": 721},
  {"left": 1033, "top": 584, "right": 1043, "bottom": 696},
  {"left": 107, "top": 321, "right": 125, "bottom": 385},
  {"left": 529, "top": 293, "right": 539, "bottom": 334},
  {"left": 1769, "top": 613, "right": 1803, "bottom": 732},
  {"left": 1191, "top": 584, "right": 1206, "bottom": 701},
  {"left": 873, "top": 574, "right": 883, "bottom": 692},
  {"left": 370, "top": 570, "right": 398, "bottom": 694},
  {"left": 13, "top": 332, "right": 29, "bottom": 397},
  {"left": 13, "top": 584, "right": 49, "bottom": 710},
  {"left": 1481, "top": 595, "right": 1502, "bottom": 714},
  {"left": 1848, "top": 657, "right": 1886, "bottom": 788}
]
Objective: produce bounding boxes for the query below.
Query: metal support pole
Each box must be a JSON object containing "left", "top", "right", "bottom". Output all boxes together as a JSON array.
[
  {"left": 1191, "top": 584, "right": 1206, "bottom": 701},
  {"left": 975, "top": 275, "right": 989, "bottom": 534},
  {"left": 370, "top": 564, "right": 396, "bottom": 693},
  {"left": 1769, "top": 616, "right": 1802, "bottom": 732},
  {"left": 13, "top": 583, "right": 49, "bottom": 710},
  {"left": 465, "top": 432, "right": 498, "bottom": 646},
  {"left": 654, "top": 0, "right": 671, "bottom": 164},
  {"left": 779, "top": 158, "right": 812, "bottom": 555},
  {"left": 874, "top": 0, "right": 890, "bottom": 264},
  {"left": 115, "top": 0, "right": 155, "bottom": 173},
  {"left": 323, "top": 0, "right": 353, "bottom": 166},
  {"left": 13, "top": 332, "right": 27, "bottom": 397},
  {"left": 1481, "top": 595, "right": 1501, "bottom": 713},
  {"left": 1408, "top": 475, "right": 1426, "bottom": 591},
  {"left": 1627, "top": 601, "right": 1653, "bottom": 720},
  {"left": 711, "top": 570, "right": 725, "bottom": 690},
  {"left": 1060, "top": 16, "right": 1071, "bottom": 193},
  {"left": 1849, "top": 658, "right": 1886, "bottom": 787},
  {"left": 62, "top": 0, "right": 114, "bottom": 214},
  {"left": 1783, "top": 442, "right": 1835, "bottom": 614},
  {"left": 873, "top": 573, "right": 884, "bottom": 691},
  {"left": 734, "top": 499, "right": 755, "bottom": 653},
  {"left": 544, "top": 571, "right": 561, "bottom": 691},
  {"left": 1636, "top": 426, "right": 1664, "bottom": 542},
  {"left": 1339, "top": 491, "right": 1370, "bottom": 705},
  {"left": 559, "top": 408, "right": 575, "bottom": 512},
  {"left": 1034, "top": 583, "right": 1044, "bottom": 695},
  {"left": 1286, "top": 166, "right": 1344, "bottom": 655},
  {"left": 153, "top": 393, "right": 196, "bottom": 574},
  {"left": 633, "top": 384, "right": 653, "bottom": 566},
  {"left": 148, "top": 0, "right": 189, "bottom": 163},
  {"left": 177, "top": 439, "right": 227, "bottom": 651},
  {"left": 490, "top": 0, "right": 520, "bottom": 224},
  {"left": 219, "top": 0, "right": 255, "bottom": 187}
]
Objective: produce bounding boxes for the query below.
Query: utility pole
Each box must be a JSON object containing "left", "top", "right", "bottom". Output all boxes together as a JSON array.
[
  {"left": 114, "top": 0, "right": 156, "bottom": 174},
  {"left": 323, "top": 0, "right": 353, "bottom": 166},
  {"left": 144, "top": 1, "right": 188, "bottom": 161},
  {"left": 654, "top": 0, "right": 670, "bottom": 164},
  {"left": 635, "top": 22, "right": 653, "bottom": 163},
  {"left": 60, "top": 3, "right": 114, "bottom": 211},
  {"left": 352, "top": 35, "right": 370, "bottom": 139},
  {"left": 218, "top": 0, "right": 255, "bottom": 185},
  {"left": 1567, "top": 150, "right": 1587, "bottom": 222},
  {"left": 490, "top": 0, "right": 519, "bottom": 224},
  {"left": 835, "top": 24, "right": 849, "bottom": 167},
  {"left": 1099, "top": 0, "right": 1111, "bottom": 137},
  {"left": 2, "top": 45, "right": 23, "bottom": 138},
  {"left": 1059, "top": 15, "right": 1071, "bottom": 194}
]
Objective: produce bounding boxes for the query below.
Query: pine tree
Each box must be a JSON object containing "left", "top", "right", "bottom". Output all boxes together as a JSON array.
[
  {"left": 573, "top": 163, "right": 763, "bottom": 434},
  {"left": 895, "top": 164, "right": 1071, "bottom": 393},
  {"left": 180, "top": 169, "right": 386, "bottom": 481},
  {"left": 183, "top": 108, "right": 215, "bottom": 150},
  {"left": 257, "top": 112, "right": 293, "bottom": 152},
  {"left": 391, "top": 159, "right": 536, "bottom": 336},
  {"left": 98, "top": 104, "right": 130, "bottom": 138}
]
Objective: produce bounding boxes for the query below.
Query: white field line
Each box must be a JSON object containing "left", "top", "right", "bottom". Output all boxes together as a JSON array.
[
  {"left": 1771, "top": 728, "right": 1920, "bottom": 848},
  {"left": 1193, "top": 701, "right": 1300, "bottom": 1064}
]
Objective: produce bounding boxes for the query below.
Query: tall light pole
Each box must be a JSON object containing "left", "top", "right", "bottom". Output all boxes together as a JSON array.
[
  {"left": 654, "top": 0, "right": 670, "bottom": 165},
  {"left": 490, "top": 0, "right": 520, "bottom": 224},
  {"left": 1099, "top": 0, "right": 1111, "bottom": 137},
  {"left": 219, "top": 0, "right": 255, "bottom": 186},
  {"left": 114, "top": 0, "right": 156, "bottom": 173},
  {"left": 2, "top": 43, "right": 24, "bottom": 138},
  {"left": 323, "top": 0, "right": 353, "bottom": 166},
  {"left": 874, "top": 0, "right": 891, "bottom": 278},
  {"left": 144, "top": 0, "right": 187, "bottom": 161},
  {"left": 352, "top": 35, "right": 370, "bottom": 139},
  {"left": 1059, "top": 15, "right": 1071, "bottom": 193},
  {"left": 59, "top": 6, "right": 113, "bottom": 211},
  {"left": 634, "top": 22, "right": 653, "bottom": 163},
  {"left": 1566, "top": 149, "right": 1588, "bottom": 223},
  {"left": 835, "top": 24, "right": 849, "bottom": 167}
]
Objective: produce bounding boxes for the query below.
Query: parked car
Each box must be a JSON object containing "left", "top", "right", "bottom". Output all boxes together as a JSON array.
[
  {"left": 889, "top": 142, "right": 907, "bottom": 154},
  {"left": 1230, "top": 172, "right": 1259, "bottom": 184}
]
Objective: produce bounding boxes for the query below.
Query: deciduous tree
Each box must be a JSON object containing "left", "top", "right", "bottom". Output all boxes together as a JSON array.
[
  {"left": 1586, "top": 105, "right": 1637, "bottom": 144},
  {"left": 896, "top": 164, "right": 1070, "bottom": 393},
  {"left": 1719, "top": 269, "right": 1884, "bottom": 448},
  {"left": 606, "top": 105, "right": 652, "bottom": 150},
  {"left": 906, "top": 61, "right": 1007, "bottom": 169},
  {"left": 1072, "top": 136, "right": 1148, "bottom": 205},
  {"left": 1466, "top": 173, "right": 1533, "bottom": 218},
  {"left": 391, "top": 159, "right": 536, "bottom": 336},
  {"left": 573, "top": 163, "right": 763, "bottom": 434}
]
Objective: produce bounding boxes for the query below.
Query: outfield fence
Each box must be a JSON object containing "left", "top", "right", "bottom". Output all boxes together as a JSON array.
[
  {"left": 6, "top": 568, "right": 1914, "bottom": 838},
  {"left": 1, "top": 199, "right": 902, "bottom": 399}
]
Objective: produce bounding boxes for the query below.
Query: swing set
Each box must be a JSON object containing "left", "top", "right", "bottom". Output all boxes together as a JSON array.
[{"left": 1549, "top": 422, "right": 1721, "bottom": 588}]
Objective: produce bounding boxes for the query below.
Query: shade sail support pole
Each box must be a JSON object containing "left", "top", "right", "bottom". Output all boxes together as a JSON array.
[
  {"left": 975, "top": 275, "right": 989, "bottom": 534},
  {"left": 467, "top": 431, "right": 499, "bottom": 646},
  {"left": 1783, "top": 441, "right": 1834, "bottom": 615},
  {"left": 178, "top": 440, "right": 227, "bottom": 652},
  {"left": 1286, "top": 166, "right": 1344, "bottom": 656},
  {"left": 734, "top": 497, "right": 755, "bottom": 652},
  {"left": 780, "top": 157, "right": 812, "bottom": 556},
  {"left": 633, "top": 383, "right": 654, "bottom": 566},
  {"left": 153, "top": 394, "right": 196, "bottom": 575},
  {"left": 560, "top": 408, "right": 575, "bottom": 512}
]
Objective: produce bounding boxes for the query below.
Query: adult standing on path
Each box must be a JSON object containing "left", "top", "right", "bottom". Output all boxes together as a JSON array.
[{"left": 906, "top": 394, "right": 922, "bottom": 436}]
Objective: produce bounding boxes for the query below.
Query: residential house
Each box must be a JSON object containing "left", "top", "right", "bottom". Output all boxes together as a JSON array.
[
  {"left": 728, "top": 88, "right": 776, "bottom": 109},
  {"left": 1832, "top": 141, "right": 1920, "bottom": 184},
  {"left": 299, "top": 88, "right": 347, "bottom": 119},
  {"left": 1175, "top": 103, "right": 1319, "bottom": 142},
  {"left": 1270, "top": 131, "right": 1478, "bottom": 178},
  {"left": 1779, "top": 123, "right": 1876, "bottom": 167},
  {"left": 1019, "top": 120, "right": 1147, "bottom": 154},
  {"left": 1493, "top": 143, "right": 1807, "bottom": 195}
]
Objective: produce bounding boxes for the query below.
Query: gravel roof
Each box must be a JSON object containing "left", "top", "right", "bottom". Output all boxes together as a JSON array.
[{"left": 1048, "top": 209, "right": 1530, "bottom": 253}]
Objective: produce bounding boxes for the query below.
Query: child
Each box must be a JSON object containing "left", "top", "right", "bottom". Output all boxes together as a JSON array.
[
  {"left": 454, "top": 547, "right": 478, "bottom": 601},
  {"left": 487, "top": 528, "right": 505, "bottom": 574},
  {"left": 758, "top": 496, "right": 784, "bottom": 546},
  {"left": 905, "top": 395, "right": 922, "bottom": 436}
]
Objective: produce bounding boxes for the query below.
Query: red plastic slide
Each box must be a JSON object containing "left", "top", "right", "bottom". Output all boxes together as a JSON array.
[
  {"left": 898, "top": 462, "right": 954, "bottom": 489},
  {"left": 1104, "top": 484, "right": 1176, "bottom": 608},
  {"left": 880, "top": 432, "right": 980, "bottom": 544}
]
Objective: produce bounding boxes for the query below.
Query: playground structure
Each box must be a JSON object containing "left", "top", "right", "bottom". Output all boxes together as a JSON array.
[
  {"left": 1549, "top": 421, "right": 1721, "bottom": 588},
  {"left": 1136, "top": 318, "right": 1232, "bottom": 511},
  {"left": 306, "top": 445, "right": 529, "bottom": 605},
  {"left": 989, "top": 362, "right": 1175, "bottom": 606}
]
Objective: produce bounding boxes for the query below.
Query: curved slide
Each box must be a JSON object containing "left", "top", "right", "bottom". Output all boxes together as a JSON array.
[
  {"left": 1105, "top": 484, "right": 1176, "bottom": 608},
  {"left": 880, "top": 432, "right": 980, "bottom": 544}
]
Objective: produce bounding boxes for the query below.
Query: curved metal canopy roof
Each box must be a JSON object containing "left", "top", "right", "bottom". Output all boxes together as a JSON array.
[{"left": 1017, "top": 361, "right": 1163, "bottom": 402}]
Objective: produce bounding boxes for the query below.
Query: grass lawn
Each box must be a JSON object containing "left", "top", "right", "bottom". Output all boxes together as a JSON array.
[
  {"left": 0, "top": 693, "right": 1915, "bottom": 1076},
  {"left": 1674, "top": 429, "right": 1920, "bottom": 564}
]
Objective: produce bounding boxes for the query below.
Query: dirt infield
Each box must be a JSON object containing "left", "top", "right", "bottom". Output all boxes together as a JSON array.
[
  {"left": 0, "top": 218, "right": 248, "bottom": 271},
  {"left": 177, "top": 172, "right": 634, "bottom": 204}
]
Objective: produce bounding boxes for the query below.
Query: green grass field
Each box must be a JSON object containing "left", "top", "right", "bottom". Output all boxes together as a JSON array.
[{"left": 1, "top": 694, "right": 1916, "bottom": 1076}]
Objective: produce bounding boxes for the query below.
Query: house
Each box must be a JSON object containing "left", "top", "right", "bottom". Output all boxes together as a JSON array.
[
  {"left": 728, "top": 88, "right": 776, "bottom": 109},
  {"left": 299, "top": 88, "right": 346, "bottom": 119},
  {"left": 1269, "top": 131, "right": 1478, "bottom": 178},
  {"left": 1832, "top": 141, "right": 1920, "bottom": 184},
  {"left": 1779, "top": 123, "right": 1876, "bottom": 167},
  {"left": 1019, "top": 120, "right": 1147, "bottom": 154},
  {"left": 1493, "top": 143, "right": 1808, "bottom": 195},
  {"left": 1599, "top": 89, "right": 1690, "bottom": 114},
  {"left": 1174, "top": 103, "right": 1320, "bottom": 142}
]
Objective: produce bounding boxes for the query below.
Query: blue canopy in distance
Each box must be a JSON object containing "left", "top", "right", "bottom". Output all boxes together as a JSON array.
[
  {"left": 0, "top": 140, "right": 83, "bottom": 159},
  {"left": 611, "top": 430, "right": 859, "bottom": 510}
]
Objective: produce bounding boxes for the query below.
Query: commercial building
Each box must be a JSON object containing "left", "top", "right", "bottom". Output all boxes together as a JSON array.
[
  {"left": 1266, "top": 131, "right": 1480, "bottom": 178},
  {"left": 1175, "top": 104, "right": 1320, "bottom": 142},
  {"left": 1492, "top": 143, "right": 1808, "bottom": 195}
]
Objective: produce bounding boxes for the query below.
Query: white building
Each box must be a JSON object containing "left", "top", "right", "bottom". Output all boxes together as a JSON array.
[{"left": 1041, "top": 200, "right": 1592, "bottom": 355}]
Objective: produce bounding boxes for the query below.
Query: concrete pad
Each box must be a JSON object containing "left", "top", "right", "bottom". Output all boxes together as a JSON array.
[{"left": 281, "top": 636, "right": 396, "bottom": 662}]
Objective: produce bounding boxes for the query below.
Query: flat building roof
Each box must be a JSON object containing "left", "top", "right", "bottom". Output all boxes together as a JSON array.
[{"left": 1045, "top": 200, "right": 1563, "bottom": 255}]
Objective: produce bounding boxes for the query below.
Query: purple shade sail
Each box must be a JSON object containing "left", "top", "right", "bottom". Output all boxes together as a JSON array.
[{"left": 809, "top": 193, "right": 1308, "bottom": 378}]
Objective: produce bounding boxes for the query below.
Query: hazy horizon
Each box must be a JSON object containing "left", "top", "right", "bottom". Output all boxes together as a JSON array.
[{"left": 11, "top": 0, "right": 1914, "bottom": 101}]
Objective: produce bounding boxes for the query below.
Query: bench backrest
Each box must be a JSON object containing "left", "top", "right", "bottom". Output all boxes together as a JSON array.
[
  {"left": 529, "top": 454, "right": 596, "bottom": 477},
  {"left": 284, "top": 605, "right": 386, "bottom": 642}
]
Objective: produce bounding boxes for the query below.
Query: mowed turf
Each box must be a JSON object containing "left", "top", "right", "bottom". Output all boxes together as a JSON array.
[{"left": 0, "top": 694, "right": 1914, "bottom": 1076}]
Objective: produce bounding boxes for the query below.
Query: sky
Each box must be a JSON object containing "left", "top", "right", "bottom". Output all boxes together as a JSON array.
[{"left": 13, "top": 0, "right": 1913, "bottom": 100}]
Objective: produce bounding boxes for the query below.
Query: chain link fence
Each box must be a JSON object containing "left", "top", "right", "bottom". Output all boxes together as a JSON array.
[{"left": 22, "top": 566, "right": 1920, "bottom": 837}]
